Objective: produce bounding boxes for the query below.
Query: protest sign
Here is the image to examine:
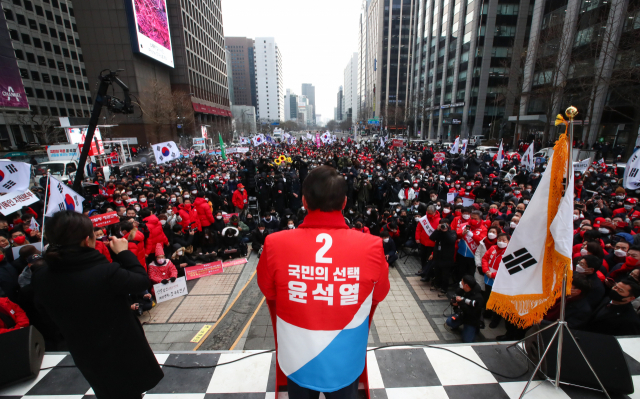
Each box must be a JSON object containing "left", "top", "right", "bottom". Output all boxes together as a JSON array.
[
  {"left": 222, "top": 213, "right": 238, "bottom": 223},
  {"left": 0, "top": 190, "right": 39, "bottom": 216},
  {"left": 461, "top": 196, "right": 475, "bottom": 207},
  {"left": 90, "top": 211, "right": 119, "bottom": 228},
  {"left": 185, "top": 261, "right": 223, "bottom": 281},
  {"left": 447, "top": 192, "right": 456, "bottom": 204},
  {"left": 223, "top": 258, "right": 248, "bottom": 268},
  {"left": 154, "top": 276, "right": 188, "bottom": 304},
  {"left": 434, "top": 152, "right": 446, "bottom": 163}
]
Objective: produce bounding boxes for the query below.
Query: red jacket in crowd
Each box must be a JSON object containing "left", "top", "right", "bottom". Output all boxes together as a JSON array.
[
  {"left": 194, "top": 197, "right": 215, "bottom": 227},
  {"left": 178, "top": 204, "right": 202, "bottom": 232},
  {"left": 125, "top": 230, "right": 147, "bottom": 270},
  {"left": 232, "top": 189, "right": 248, "bottom": 210},
  {"left": 95, "top": 240, "right": 112, "bottom": 263},
  {"left": 0, "top": 297, "right": 29, "bottom": 334},
  {"left": 148, "top": 260, "right": 178, "bottom": 285},
  {"left": 143, "top": 215, "right": 169, "bottom": 255},
  {"left": 415, "top": 212, "right": 441, "bottom": 247}
]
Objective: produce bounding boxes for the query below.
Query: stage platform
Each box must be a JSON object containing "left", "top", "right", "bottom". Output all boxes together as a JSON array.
[{"left": 1, "top": 338, "right": 640, "bottom": 399}]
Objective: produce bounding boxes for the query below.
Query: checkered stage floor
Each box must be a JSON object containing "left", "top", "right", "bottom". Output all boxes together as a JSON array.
[{"left": 2, "top": 338, "right": 640, "bottom": 399}]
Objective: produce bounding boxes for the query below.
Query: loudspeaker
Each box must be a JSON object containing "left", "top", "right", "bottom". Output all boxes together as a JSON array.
[
  {"left": 0, "top": 326, "right": 45, "bottom": 387},
  {"left": 524, "top": 325, "right": 633, "bottom": 394}
]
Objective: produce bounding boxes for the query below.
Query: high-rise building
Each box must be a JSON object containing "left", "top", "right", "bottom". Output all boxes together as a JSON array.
[
  {"left": 0, "top": 0, "right": 92, "bottom": 147},
  {"left": 301, "top": 83, "right": 315, "bottom": 124},
  {"left": 225, "top": 37, "right": 256, "bottom": 108},
  {"left": 284, "top": 89, "right": 298, "bottom": 121},
  {"left": 69, "top": 0, "right": 231, "bottom": 143},
  {"left": 336, "top": 86, "right": 343, "bottom": 121},
  {"left": 254, "top": 37, "right": 283, "bottom": 123},
  {"left": 408, "top": 0, "right": 533, "bottom": 139},
  {"left": 359, "top": 0, "right": 416, "bottom": 129},
  {"left": 344, "top": 52, "right": 358, "bottom": 122}
]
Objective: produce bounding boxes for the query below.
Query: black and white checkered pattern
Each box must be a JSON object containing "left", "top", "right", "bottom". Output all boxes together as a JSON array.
[{"left": 1, "top": 338, "right": 639, "bottom": 398}]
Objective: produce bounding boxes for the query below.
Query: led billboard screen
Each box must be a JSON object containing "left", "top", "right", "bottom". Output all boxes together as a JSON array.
[
  {"left": 0, "top": 8, "right": 29, "bottom": 110},
  {"left": 126, "top": 0, "right": 174, "bottom": 68}
]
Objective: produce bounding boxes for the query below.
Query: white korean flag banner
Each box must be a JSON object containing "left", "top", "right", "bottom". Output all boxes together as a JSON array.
[
  {"left": 152, "top": 141, "right": 180, "bottom": 164},
  {"left": 239, "top": 137, "right": 250, "bottom": 145},
  {"left": 624, "top": 149, "right": 640, "bottom": 189},
  {"left": 573, "top": 158, "right": 591, "bottom": 175},
  {"left": 418, "top": 215, "right": 436, "bottom": 236},
  {"left": 0, "top": 161, "right": 31, "bottom": 194},
  {"left": 496, "top": 141, "right": 505, "bottom": 167},
  {"left": 252, "top": 134, "right": 266, "bottom": 146},
  {"left": 321, "top": 131, "right": 331, "bottom": 143},
  {"left": 306, "top": 133, "right": 313, "bottom": 140},
  {"left": 522, "top": 143, "right": 535, "bottom": 172},
  {"left": 460, "top": 139, "right": 468, "bottom": 155},
  {"left": 449, "top": 137, "right": 459, "bottom": 154},
  {"left": 487, "top": 133, "right": 573, "bottom": 328},
  {"left": 46, "top": 176, "right": 84, "bottom": 216}
]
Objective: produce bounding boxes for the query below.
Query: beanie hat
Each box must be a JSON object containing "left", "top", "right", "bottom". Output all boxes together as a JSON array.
[{"left": 155, "top": 243, "right": 164, "bottom": 257}]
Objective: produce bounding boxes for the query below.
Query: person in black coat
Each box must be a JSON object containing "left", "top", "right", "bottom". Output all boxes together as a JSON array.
[
  {"left": 446, "top": 275, "right": 484, "bottom": 343},
  {"left": 32, "top": 211, "right": 163, "bottom": 399},
  {"left": 381, "top": 230, "right": 398, "bottom": 267},
  {"left": 429, "top": 221, "right": 458, "bottom": 290},
  {"left": 585, "top": 279, "right": 640, "bottom": 336},
  {"left": 251, "top": 223, "right": 270, "bottom": 252}
]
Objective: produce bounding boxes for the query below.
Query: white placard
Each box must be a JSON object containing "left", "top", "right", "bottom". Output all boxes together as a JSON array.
[
  {"left": 0, "top": 190, "right": 39, "bottom": 216},
  {"left": 12, "top": 242, "right": 43, "bottom": 259},
  {"left": 447, "top": 192, "right": 456, "bottom": 204},
  {"left": 573, "top": 158, "right": 591, "bottom": 174},
  {"left": 461, "top": 197, "right": 475, "bottom": 207},
  {"left": 154, "top": 276, "right": 188, "bottom": 304},
  {"left": 193, "top": 138, "right": 205, "bottom": 146}
]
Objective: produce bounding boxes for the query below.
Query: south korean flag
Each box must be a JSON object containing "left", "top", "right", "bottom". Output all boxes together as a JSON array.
[
  {"left": 0, "top": 161, "right": 31, "bottom": 194},
  {"left": 152, "top": 141, "right": 180, "bottom": 165},
  {"left": 46, "top": 175, "right": 83, "bottom": 216}
]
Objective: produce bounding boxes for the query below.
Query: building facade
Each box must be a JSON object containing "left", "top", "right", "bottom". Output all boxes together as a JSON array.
[
  {"left": 225, "top": 37, "right": 256, "bottom": 108},
  {"left": 284, "top": 89, "right": 298, "bottom": 121},
  {"left": 344, "top": 52, "right": 359, "bottom": 122},
  {"left": 407, "top": 0, "right": 534, "bottom": 140},
  {"left": 254, "top": 37, "right": 283, "bottom": 123},
  {"left": 301, "top": 83, "right": 315, "bottom": 124},
  {"left": 226, "top": 49, "right": 235, "bottom": 106},
  {"left": 1, "top": 0, "right": 92, "bottom": 148},
  {"left": 336, "top": 85, "right": 344, "bottom": 121}
]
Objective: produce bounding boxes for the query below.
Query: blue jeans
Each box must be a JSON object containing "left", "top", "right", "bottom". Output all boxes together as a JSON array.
[{"left": 446, "top": 315, "right": 478, "bottom": 343}]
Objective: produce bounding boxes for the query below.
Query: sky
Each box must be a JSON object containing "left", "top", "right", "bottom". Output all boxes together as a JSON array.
[{"left": 221, "top": 0, "right": 362, "bottom": 122}]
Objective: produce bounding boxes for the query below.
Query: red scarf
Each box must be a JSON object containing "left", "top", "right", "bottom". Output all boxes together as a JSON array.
[{"left": 609, "top": 261, "right": 638, "bottom": 280}]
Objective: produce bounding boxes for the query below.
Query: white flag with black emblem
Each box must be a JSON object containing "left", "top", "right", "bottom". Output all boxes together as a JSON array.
[
  {"left": 0, "top": 161, "right": 31, "bottom": 194},
  {"left": 46, "top": 175, "right": 83, "bottom": 216},
  {"left": 152, "top": 141, "right": 180, "bottom": 165},
  {"left": 624, "top": 149, "right": 640, "bottom": 189}
]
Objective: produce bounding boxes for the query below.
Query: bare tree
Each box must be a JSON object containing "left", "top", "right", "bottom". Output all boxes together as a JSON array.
[
  {"left": 171, "top": 90, "right": 195, "bottom": 140},
  {"left": 15, "top": 111, "right": 64, "bottom": 144},
  {"left": 137, "top": 79, "right": 174, "bottom": 143}
]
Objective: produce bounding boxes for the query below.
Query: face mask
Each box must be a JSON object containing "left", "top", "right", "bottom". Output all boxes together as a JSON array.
[
  {"left": 436, "top": 205, "right": 441, "bottom": 210},
  {"left": 469, "top": 219, "right": 480, "bottom": 227},
  {"left": 443, "top": 209, "right": 450, "bottom": 214},
  {"left": 598, "top": 228, "right": 609, "bottom": 235},
  {"left": 617, "top": 195, "right": 625, "bottom": 200},
  {"left": 115, "top": 200, "right": 122, "bottom": 205},
  {"left": 459, "top": 281, "right": 464, "bottom": 289},
  {"left": 523, "top": 200, "right": 529, "bottom": 205},
  {"left": 366, "top": 210, "right": 371, "bottom": 215},
  {"left": 259, "top": 229, "right": 265, "bottom": 234},
  {"left": 288, "top": 224, "right": 295, "bottom": 229},
  {"left": 216, "top": 216, "right": 222, "bottom": 220},
  {"left": 579, "top": 248, "right": 590, "bottom": 257},
  {"left": 573, "top": 214, "right": 579, "bottom": 221},
  {"left": 156, "top": 258, "right": 166, "bottom": 265},
  {"left": 614, "top": 249, "right": 627, "bottom": 257},
  {"left": 594, "top": 208, "right": 602, "bottom": 214},
  {"left": 487, "top": 232, "right": 497, "bottom": 240},
  {"left": 184, "top": 195, "right": 190, "bottom": 199},
  {"left": 160, "top": 220, "right": 167, "bottom": 226},
  {"left": 514, "top": 190, "right": 520, "bottom": 194},
  {"left": 462, "top": 214, "right": 470, "bottom": 220},
  {"left": 383, "top": 238, "right": 389, "bottom": 243},
  {"left": 134, "top": 206, "right": 141, "bottom": 211},
  {"left": 576, "top": 264, "right": 586, "bottom": 273},
  {"left": 171, "top": 198, "right": 177, "bottom": 203},
  {"left": 177, "top": 250, "right": 184, "bottom": 256},
  {"left": 497, "top": 241, "right": 508, "bottom": 249},
  {"left": 626, "top": 256, "right": 639, "bottom": 266},
  {"left": 625, "top": 205, "right": 632, "bottom": 210},
  {"left": 13, "top": 236, "right": 26, "bottom": 245},
  {"left": 609, "top": 290, "right": 628, "bottom": 302},
  {"left": 431, "top": 196, "right": 437, "bottom": 201}
]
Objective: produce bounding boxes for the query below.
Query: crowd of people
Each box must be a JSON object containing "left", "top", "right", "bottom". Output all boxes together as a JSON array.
[{"left": 1, "top": 134, "right": 640, "bottom": 348}]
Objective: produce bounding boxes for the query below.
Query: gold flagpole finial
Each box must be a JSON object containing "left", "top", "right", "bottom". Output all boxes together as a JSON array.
[{"left": 565, "top": 106, "right": 578, "bottom": 121}]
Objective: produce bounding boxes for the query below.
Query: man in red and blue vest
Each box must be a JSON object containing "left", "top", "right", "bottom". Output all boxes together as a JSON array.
[{"left": 257, "top": 165, "right": 390, "bottom": 398}]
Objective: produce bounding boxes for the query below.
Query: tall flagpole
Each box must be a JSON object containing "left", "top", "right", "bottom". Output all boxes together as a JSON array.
[{"left": 40, "top": 170, "right": 51, "bottom": 250}]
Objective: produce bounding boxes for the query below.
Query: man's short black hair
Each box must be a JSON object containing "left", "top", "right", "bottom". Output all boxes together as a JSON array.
[
  {"left": 302, "top": 165, "right": 347, "bottom": 212},
  {"left": 462, "top": 275, "right": 476, "bottom": 288},
  {"left": 621, "top": 279, "right": 640, "bottom": 298},
  {"left": 572, "top": 273, "right": 591, "bottom": 294}
]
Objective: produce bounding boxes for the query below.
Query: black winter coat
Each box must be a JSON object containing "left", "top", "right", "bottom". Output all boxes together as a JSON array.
[{"left": 33, "top": 247, "right": 163, "bottom": 397}]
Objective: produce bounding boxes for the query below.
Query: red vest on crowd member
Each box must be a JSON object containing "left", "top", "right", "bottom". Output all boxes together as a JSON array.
[
  {"left": 257, "top": 210, "right": 390, "bottom": 394},
  {"left": 232, "top": 188, "right": 249, "bottom": 210},
  {"left": 415, "top": 212, "right": 441, "bottom": 247}
]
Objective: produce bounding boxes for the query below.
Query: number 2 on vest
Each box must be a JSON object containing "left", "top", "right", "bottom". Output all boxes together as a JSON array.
[{"left": 316, "top": 233, "right": 333, "bottom": 264}]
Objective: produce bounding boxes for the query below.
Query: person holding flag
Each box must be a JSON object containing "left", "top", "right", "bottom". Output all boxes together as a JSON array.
[
  {"left": 494, "top": 140, "right": 505, "bottom": 167},
  {"left": 449, "top": 137, "right": 460, "bottom": 154}
]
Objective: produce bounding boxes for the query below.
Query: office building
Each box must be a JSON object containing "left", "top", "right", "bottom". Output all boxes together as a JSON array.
[
  {"left": 513, "top": 0, "right": 639, "bottom": 150},
  {"left": 336, "top": 86, "right": 343, "bottom": 121},
  {"left": 407, "top": 0, "right": 533, "bottom": 139},
  {"left": 68, "top": 0, "right": 231, "bottom": 144},
  {"left": 254, "top": 37, "right": 284, "bottom": 123},
  {"left": 284, "top": 89, "right": 298, "bottom": 121},
  {"left": 301, "top": 83, "right": 315, "bottom": 124},
  {"left": 225, "top": 37, "right": 256, "bottom": 108},
  {"left": 358, "top": 0, "right": 416, "bottom": 130},
  {"left": 344, "top": 52, "right": 358, "bottom": 122},
  {"left": 225, "top": 49, "right": 235, "bottom": 106},
  {"left": 0, "top": 0, "right": 92, "bottom": 148}
]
